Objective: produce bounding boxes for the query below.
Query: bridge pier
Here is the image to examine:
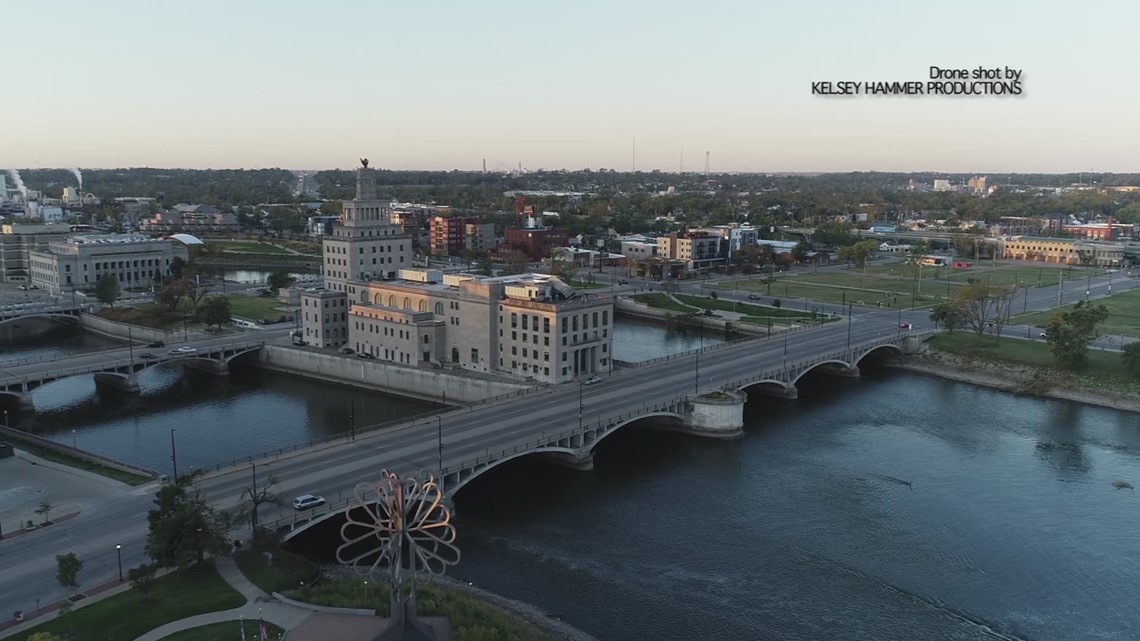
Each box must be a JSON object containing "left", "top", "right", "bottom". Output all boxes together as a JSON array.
[
  {"left": 680, "top": 390, "right": 746, "bottom": 438},
  {"left": 0, "top": 392, "right": 35, "bottom": 413},
  {"left": 93, "top": 372, "right": 140, "bottom": 394},
  {"left": 540, "top": 450, "right": 595, "bottom": 472}
]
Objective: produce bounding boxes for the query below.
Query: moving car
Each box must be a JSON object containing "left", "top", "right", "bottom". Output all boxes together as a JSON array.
[
  {"left": 169, "top": 346, "right": 198, "bottom": 355},
  {"left": 139, "top": 352, "right": 158, "bottom": 360},
  {"left": 292, "top": 494, "right": 326, "bottom": 510},
  {"left": 748, "top": 294, "right": 762, "bottom": 300},
  {"left": 357, "top": 352, "right": 375, "bottom": 359},
  {"left": 898, "top": 322, "right": 912, "bottom": 330},
  {"left": 146, "top": 341, "right": 165, "bottom": 348},
  {"left": 583, "top": 375, "right": 603, "bottom": 385},
  {"left": 618, "top": 279, "right": 628, "bottom": 285}
]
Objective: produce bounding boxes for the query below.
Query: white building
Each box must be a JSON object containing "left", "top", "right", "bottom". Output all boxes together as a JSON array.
[{"left": 28, "top": 234, "right": 188, "bottom": 294}]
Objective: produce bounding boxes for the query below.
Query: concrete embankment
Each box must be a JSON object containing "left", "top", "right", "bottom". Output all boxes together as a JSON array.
[
  {"left": 255, "top": 344, "right": 535, "bottom": 404},
  {"left": 79, "top": 312, "right": 211, "bottom": 343},
  {"left": 614, "top": 297, "right": 769, "bottom": 336}
]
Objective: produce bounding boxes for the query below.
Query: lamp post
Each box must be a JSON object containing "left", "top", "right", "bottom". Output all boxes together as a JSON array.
[
  {"left": 170, "top": 428, "right": 179, "bottom": 480},
  {"left": 436, "top": 416, "right": 443, "bottom": 471},
  {"left": 846, "top": 302, "right": 853, "bottom": 351},
  {"left": 71, "top": 429, "right": 77, "bottom": 450},
  {"left": 127, "top": 325, "right": 134, "bottom": 365},
  {"left": 578, "top": 382, "right": 584, "bottom": 432},
  {"left": 116, "top": 544, "right": 123, "bottom": 583},
  {"left": 1086, "top": 273, "right": 1092, "bottom": 300},
  {"left": 349, "top": 391, "right": 356, "bottom": 441},
  {"left": 694, "top": 323, "right": 703, "bottom": 394},
  {"left": 250, "top": 461, "right": 258, "bottom": 531}
]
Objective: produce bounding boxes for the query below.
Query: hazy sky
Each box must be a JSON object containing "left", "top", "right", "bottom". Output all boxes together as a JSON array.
[{"left": 4, "top": 0, "right": 1137, "bottom": 173}]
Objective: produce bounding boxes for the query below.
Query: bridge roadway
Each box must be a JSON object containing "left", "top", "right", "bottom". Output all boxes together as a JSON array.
[{"left": 0, "top": 269, "right": 1133, "bottom": 626}]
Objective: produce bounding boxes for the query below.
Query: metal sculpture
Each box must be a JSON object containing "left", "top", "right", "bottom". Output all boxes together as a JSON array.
[
  {"left": 337, "top": 470, "right": 459, "bottom": 641},
  {"left": 361, "top": 158, "right": 369, "bottom": 168}
]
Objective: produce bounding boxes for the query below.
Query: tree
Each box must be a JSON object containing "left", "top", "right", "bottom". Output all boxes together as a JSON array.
[
  {"left": 1075, "top": 249, "right": 1095, "bottom": 267},
  {"left": 791, "top": 241, "right": 812, "bottom": 263},
  {"left": 1044, "top": 301, "right": 1109, "bottom": 370},
  {"left": 146, "top": 474, "right": 230, "bottom": 569},
  {"left": 1123, "top": 342, "right": 1140, "bottom": 378},
  {"left": 56, "top": 552, "right": 82, "bottom": 593},
  {"left": 94, "top": 273, "right": 120, "bottom": 307},
  {"left": 952, "top": 281, "right": 1016, "bottom": 336},
  {"left": 169, "top": 256, "right": 187, "bottom": 280},
  {"left": 29, "top": 633, "right": 67, "bottom": 641},
  {"left": 547, "top": 253, "right": 579, "bottom": 283},
  {"left": 928, "top": 302, "right": 963, "bottom": 333},
  {"left": 186, "top": 278, "right": 212, "bottom": 309},
  {"left": 267, "top": 270, "right": 295, "bottom": 292},
  {"left": 903, "top": 239, "right": 932, "bottom": 277},
  {"left": 128, "top": 563, "right": 157, "bottom": 600},
  {"left": 238, "top": 474, "right": 281, "bottom": 532},
  {"left": 504, "top": 251, "right": 529, "bottom": 275},
  {"left": 200, "top": 296, "right": 232, "bottom": 329},
  {"left": 155, "top": 277, "right": 193, "bottom": 312},
  {"left": 35, "top": 501, "right": 53, "bottom": 525}
]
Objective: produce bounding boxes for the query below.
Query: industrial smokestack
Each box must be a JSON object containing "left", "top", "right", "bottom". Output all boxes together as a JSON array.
[{"left": 482, "top": 158, "right": 486, "bottom": 174}]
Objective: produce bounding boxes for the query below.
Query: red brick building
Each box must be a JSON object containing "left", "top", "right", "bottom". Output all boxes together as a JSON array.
[{"left": 502, "top": 227, "right": 570, "bottom": 261}]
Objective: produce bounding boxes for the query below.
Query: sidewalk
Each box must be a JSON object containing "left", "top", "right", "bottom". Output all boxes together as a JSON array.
[{"left": 133, "top": 557, "right": 311, "bottom": 641}]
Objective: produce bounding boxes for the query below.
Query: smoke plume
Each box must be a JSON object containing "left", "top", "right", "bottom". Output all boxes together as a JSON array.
[
  {"left": 69, "top": 167, "right": 83, "bottom": 190},
  {"left": 7, "top": 169, "right": 27, "bottom": 199}
]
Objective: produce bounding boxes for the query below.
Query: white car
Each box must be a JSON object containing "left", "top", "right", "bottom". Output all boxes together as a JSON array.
[
  {"left": 292, "top": 494, "right": 326, "bottom": 510},
  {"left": 583, "top": 375, "right": 603, "bottom": 386},
  {"left": 169, "top": 346, "right": 199, "bottom": 355}
]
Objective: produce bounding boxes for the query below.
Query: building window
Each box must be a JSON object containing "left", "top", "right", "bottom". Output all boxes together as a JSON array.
[
  {"left": 522, "top": 315, "right": 528, "bottom": 330},
  {"left": 471, "top": 348, "right": 479, "bottom": 363},
  {"left": 435, "top": 302, "right": 444, "bottom": 315},
  {"left": 544, "top": 336, "right": 549, "bottom": 346},
  {"left": 562, "top": 318, "right": 567, "bottom": 332},
  {"left": 543, "top": 318, "right": 550, "bottom": 333},
  {"left": 403, "top": 297, "right": 411, "bottom": 309},
  {"left": 572, "top": 316, "right": 578, "bottom": 331},
  {"left": 511, "top": 313, "right": 518, "bottom": 328}
]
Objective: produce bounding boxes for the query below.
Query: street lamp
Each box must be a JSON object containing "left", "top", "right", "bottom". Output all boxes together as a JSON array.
[
  {"left": 71, "top": 429, "right": 77, "bottom": 449},
  {"left": 170, "top": 428, "right": 179, "bottom": 480},
  {"left": 127, "top": 325, "right": 134, "bottom": 365},
  {"left": 349, "top": 390, "right": 356, "bottom": 441},
  {"left": 436, "top": 416, "right": 443, "bottom": 471},
  {"left": 116, "top": 544, "right": 123, "bottom": 583},
  {"left": 250, "top": 462, "right": 258, "bottom": 531},
  {"left": 846, "top": 302, "right": 852, "bottom": 351},
  {"left": 578, "top": 382, "right": 584, "bottom": 432}
]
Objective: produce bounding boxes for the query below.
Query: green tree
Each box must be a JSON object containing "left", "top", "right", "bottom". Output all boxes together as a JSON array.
[
  {"left": 29, "top": 633, "right": 68, "bottom": 641},
  {"left": 128, "top": 563, "right": 157, "bottom": 600},
  {"left": 155, "top": 277, "right": 193, "bottom": 312},
  {"left": 200, "top": 296, "right": 232, "bottom": 329},
  {"left": 791, "top": 241, "right": 812, "bottom": 263},
  {"left": 94, "top": 273, "right": 121, "bottom": 307},
  {"left": 238, "top": 475, "right": 281, "bottom": 532},
  {"left": 1123, "top": 342, "right": 1140, "bottom": 378},
  {"left": 952, "top": 281, "right": 1016, "bottom": 336},
  {"left": 35, "top": 501, "right": 53, "bottom": 525},
  {"left": 1045, "top": 301, "right": 1109, "bottom": 370},
  {"left": 169, "top": 256, "right": 187, "bottom": 280},
  {"left": 267, "top": 270, "right": 295, "bottom": 292},
  {"left": 56, "top": 552, "right": 83, "bottom": 592},
  {"left": 928, "top": 302, "right": 962, "bottom": 333},
  {"left": 146, "top": 474, "right": 230, "bottom": 569}
]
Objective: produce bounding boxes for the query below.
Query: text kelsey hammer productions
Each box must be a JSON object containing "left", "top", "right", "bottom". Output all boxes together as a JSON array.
[{"left": 813, "top": 66, "right": 1024, "bottom": 96}]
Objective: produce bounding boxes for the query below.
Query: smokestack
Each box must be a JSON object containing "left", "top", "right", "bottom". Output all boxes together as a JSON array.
[{"left": 482, "top": 158, "right": 486, "bottom": 174}]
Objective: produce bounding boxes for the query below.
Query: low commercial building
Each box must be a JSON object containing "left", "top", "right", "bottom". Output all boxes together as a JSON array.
[
  {"left": 999, "top": 237, "right": 1123, "bottom": 267},
  {"left": 299, "top": 288, "right": 350, "bottom": 348},
  {"left": 621, "top": 240, "right": 658, "bottom": 261},
  {"left": 27, "top": 234, "right": 188, "bottom": 293},
  {"left": 300, "top": 270, "right": 614, "bottom": 384},
  {"left": 141, "top": 204, "right": 239, "bottom": 233},
  {"left": 657, "top": 231, "right": 722, "bottom": 272}
]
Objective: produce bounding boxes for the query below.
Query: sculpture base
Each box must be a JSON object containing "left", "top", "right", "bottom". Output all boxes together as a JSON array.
[{"left": 373, "top": 617, "right": 442, "bottom": 641}]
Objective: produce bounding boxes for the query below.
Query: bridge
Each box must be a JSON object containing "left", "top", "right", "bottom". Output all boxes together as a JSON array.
[
  {"left": 0, "top": 340, "right": 264, "bottom": 411},
  {"left": 269, "top": 328, "right": 927, "bottom": 540},
  {"left": 0, "top": 303, "right": 85, "bottom": 325}
]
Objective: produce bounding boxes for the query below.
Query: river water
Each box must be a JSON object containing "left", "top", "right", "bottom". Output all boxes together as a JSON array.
[{"left": 5, "top": 321, "right": 1140, "bottom": 640}]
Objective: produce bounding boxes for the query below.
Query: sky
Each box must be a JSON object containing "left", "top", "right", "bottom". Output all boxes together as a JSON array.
[{"left": 3, "top": 0, "right": 1138, "bottom": 173}]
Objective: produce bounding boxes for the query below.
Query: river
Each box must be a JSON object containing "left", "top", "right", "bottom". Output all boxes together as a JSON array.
[{"left": 5, "top": 321, "right": 1139, "bottom": 640}]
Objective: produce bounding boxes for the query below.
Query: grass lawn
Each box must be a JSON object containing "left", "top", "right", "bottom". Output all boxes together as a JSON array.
[
  {"left": 928, "top": 333, "right": 1140, "bottom": 395},
  {"left": 292, "top": 574, "right": 557, "bottom": 641},
  {"left": 632, "top": 293, "right": 695, "bottom": 313},
  {"left": 234, "top": 549, "right": 319, "bottom": 594},
  {"left": 160, "top": 620, "right": 285, "bottom": 641},
  {"left": 567, "top": 279, "right": 609, "bottom": 289},
  {"left": 206, "top": 241, "right": 292, "bottom": 255},
  {"left": 715, "top": 277, "right": 946, "bottom": 309},
  {"left": 8, "top": 562, "right": 244, "bottom": 641},
  {"left": 225, "top": 294, "right": 288, "bottom": 321},
  {"left": 943, "top": 265, "right": 1098, "bottom": 288},
  {"left": 1010, "top": 287, "right": 1140, "bottom": 337},
  {"left": 673, "top": 293, "right": 818, "bottom": 319},
  {"left": 7, "top": 437, "right": 151, "bottom": 485}
]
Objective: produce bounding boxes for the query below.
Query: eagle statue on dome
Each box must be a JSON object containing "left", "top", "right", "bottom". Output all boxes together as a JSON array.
[{"left": 360, "top": 158, "right": 369, "bottom": 168}]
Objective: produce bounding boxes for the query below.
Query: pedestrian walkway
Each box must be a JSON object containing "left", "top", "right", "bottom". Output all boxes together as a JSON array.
[{"left": 133, "top": 557, "right": 311, "bottom": 641}]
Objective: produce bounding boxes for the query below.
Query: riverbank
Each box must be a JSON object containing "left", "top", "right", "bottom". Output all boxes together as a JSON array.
[{"left": 890, "top": 348, "right": 1140, "bottom": 414}]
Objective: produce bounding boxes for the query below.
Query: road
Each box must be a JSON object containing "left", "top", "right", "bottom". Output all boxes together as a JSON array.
[{"left": 0, "top": 269, "right": 1134, "bottom": 628}]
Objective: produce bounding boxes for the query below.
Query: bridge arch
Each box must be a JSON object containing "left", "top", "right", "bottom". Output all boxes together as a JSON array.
[
  {"left": 586, "top": 411, "right": 685, "bottom": 451},
  {"left": 791, "top": 359, "right": 855, "bottom": 387},
  {"left": 855, "top": 343, "right": 903, "bottom": 364},
  {"left": 445, "top": 445, "right": 579, "bottom": 498},
  {"left": 0, "top": 313, "right": 81, "bottom": 327},
  {"left": 738, "top": 379, "right": 795, "bottom": 396}
]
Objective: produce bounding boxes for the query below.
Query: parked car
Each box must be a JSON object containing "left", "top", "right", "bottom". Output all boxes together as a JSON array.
[
  {"left": 292, "top": 494, "right": 326, "bottom": 511},
  {"left": 357, "top": 352, "right": 375, "bottom": 360},
  {"left": 169, "top": 346, "right": 198, "bottom": 355},
  {"left": 1039, "top": 332, "right": 1048, "bottom": 339},
  {"left": 139, "top": 352, "right": 157, "bottom": 360},
  {"left": 618, "top": 279, "right": 629, "bottom": 285},
  {"left": 146, "top": 341, "right": 165, "bottom": 348},
  {"left": 583, "top": 375, "right": 603, "bottom": 385},
  {"left": 748, "top": 294, "right": 762, "bottom": 300},
  {"left": 338, "top": 346, "right": 355, "bottom": 355}
]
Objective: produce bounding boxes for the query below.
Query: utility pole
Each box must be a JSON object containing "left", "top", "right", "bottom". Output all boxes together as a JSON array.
[{"left": 170, "top": 428, "right": 178, "bottom": 480}]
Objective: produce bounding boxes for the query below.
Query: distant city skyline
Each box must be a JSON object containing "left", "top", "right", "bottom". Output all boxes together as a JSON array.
[{"left": 4, "top": 0, "right": 1137, "bottom": 173}]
